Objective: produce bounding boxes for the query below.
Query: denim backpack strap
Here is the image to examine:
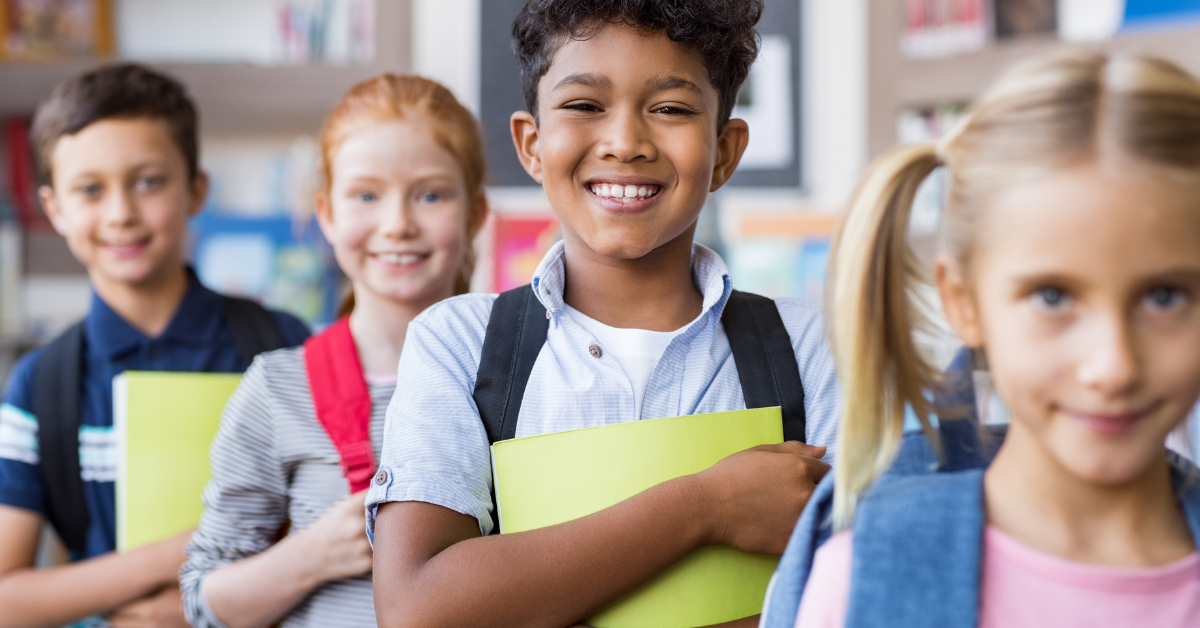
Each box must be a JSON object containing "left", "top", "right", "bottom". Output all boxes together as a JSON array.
[
  {"left": 759, "top": 473, "right": 837, "bottom": 628},
  {"left": 846, "top": 470, "right": 986, "bottom": 628},
  {"left": 1169, "top": 453, "right": 1200, "bottom": 546}
]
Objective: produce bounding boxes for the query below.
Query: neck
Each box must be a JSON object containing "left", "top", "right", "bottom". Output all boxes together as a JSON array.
[
  {"left": 348, "top": 285, "right": 448, "bottom": 377},
  {"left": 89, "top": 264, "right": 189, "bottom": 338},
  {"left": 561, "top": 225, "right": 703, "bottom": 332},
  {"left": 985, "top": 420, "right": 1194, "bottom": 567}
]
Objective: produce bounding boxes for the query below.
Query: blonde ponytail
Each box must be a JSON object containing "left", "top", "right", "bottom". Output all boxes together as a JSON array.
[{"left": 829, "top": 143, "right": 943, "bottom": 530}]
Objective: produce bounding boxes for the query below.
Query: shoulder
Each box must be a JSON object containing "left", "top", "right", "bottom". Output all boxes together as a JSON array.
[
  {"left": 267, "top": 309, "right": 311, "bottom": 346},
  {"left": 242, "top": 345, "right": 309, "bottom": 397},
  {"left": 2, "top": 347, "right": 47, "bottom": 411},
  {"left": 407, "top": 293, "right": 497, "bottom": 358},
  {"left": 771, "top": 298, "right": 827, "bottom": 340}
]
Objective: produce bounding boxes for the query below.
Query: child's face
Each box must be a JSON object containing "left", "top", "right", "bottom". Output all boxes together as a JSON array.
[
  {"left": 40, "top": 118, "right": 206, "bottom": 289},
  {"left": 510, "top": 24, "right": 748, "bottom": 260},
  {"left": 940, "top": 162, "right": 1200, "bottom": 486},
  {"left": 318, "top": 120, "right": 473, "bottom": 309}
]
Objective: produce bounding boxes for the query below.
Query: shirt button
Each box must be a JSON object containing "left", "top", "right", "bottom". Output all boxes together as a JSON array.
[
  {"left": 588, "top": 344, "right": 602, "bottom": 359},
  {"left": 374, "top": 469, "right": 389, "bottom": 486},
  {"left": 545, "top": 309, "right": 551, "bottom": 320}
]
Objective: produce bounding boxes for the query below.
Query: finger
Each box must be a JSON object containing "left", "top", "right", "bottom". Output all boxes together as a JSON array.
[
  {"left": 803, "top": 456, "right": 833, "bottom": 481},
  {"left": 786, "top": 442, "right": 827, "bottom": 459}
]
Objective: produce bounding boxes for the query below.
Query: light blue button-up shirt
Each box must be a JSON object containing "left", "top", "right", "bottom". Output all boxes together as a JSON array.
[{"left": 365, "top": 242, "right": 841, "bottom": 537}]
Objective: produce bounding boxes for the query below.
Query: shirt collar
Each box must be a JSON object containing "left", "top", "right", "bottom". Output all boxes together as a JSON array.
[
  {"left": 85, "top": 267, "right": 226, "bottom": 358},
  {"left": 530, "top": 240, "right": 734, "bottom": 321}
]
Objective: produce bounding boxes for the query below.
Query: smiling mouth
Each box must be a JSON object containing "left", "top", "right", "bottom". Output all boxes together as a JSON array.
[
  {"left": 372, "top": 252, "right": 429, "bottom": 267},
  {"left": 588, "top": 183, "right": 662, "bottom": 203},
  {"left": 1065, "top": 404, "right": 1158, "bottom": 436},
  {"left": 101, "top": 236, "right": 151, "bottom": 257}
]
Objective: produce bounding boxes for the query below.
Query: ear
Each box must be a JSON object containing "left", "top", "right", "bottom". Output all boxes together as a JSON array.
[
  {"left": 39, "top": 185, "right": 69, "bottom": 237},
  {"left": 709, "top": 118, "right": 750, "bottom": 192},
  {"left": 510, "top": 111, "right": 544, "bottom": 185},
  {"left": 936, "top": 253, "right": 984, "bottom": 348},
  {"left": 187, "top": 171, "right": 210, "bottom": 219}
]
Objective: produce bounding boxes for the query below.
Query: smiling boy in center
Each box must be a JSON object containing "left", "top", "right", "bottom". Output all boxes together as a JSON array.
[{"left": 368, "top": 2, "right": 842, "bottom": 627}]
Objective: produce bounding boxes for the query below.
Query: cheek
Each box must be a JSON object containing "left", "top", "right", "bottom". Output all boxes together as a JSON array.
[
  {"left": 329, "top": 213, "right": 374, "bottom": 261},
  {"left": 422, "top": 206, "right": 469, "bottom": 258}
]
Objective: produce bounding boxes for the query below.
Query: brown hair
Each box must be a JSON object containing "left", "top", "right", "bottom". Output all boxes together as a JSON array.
[
  {"left": 829, "top": 51, "right": 1200, "bottom": 528},
  {"left": 31, "top": 63, "right": 199, "bottom": 185},
  {"left": 321, "top": 74, "right": 489, "bottom": 317}
]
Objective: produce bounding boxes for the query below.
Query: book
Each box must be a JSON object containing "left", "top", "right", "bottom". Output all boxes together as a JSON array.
[
  {"left": 491, "top": 407, "right": 784, "bottom": 628},
  {"left": 2, "top": 0, "right": 113, "bottom": 61},
  {"left": 114, "top": 372, "right": 242, "bottom": 552},
  {"left": 901, "top": 0, "right": 989, "bottom": 59}
]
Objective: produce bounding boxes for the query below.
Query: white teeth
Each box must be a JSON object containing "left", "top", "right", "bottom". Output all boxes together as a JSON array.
[
  {"left": 591, "top": 183, "right": 661, "bottom": 200},
  {"left": 380, "top": 253, "right": 421, "bottom": 265}
]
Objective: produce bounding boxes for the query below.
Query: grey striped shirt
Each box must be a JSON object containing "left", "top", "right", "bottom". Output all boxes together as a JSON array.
[{"left": 181, "top": 347, "right": 389, "bottom": 628}]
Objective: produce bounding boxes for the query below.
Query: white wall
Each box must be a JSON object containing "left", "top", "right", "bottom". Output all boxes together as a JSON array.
[
  {"left": 801, "top": 0, "right": 868, "bottom": 208},
  {"left": 412, "top": 0, "right": 480, "bottom": 115}
]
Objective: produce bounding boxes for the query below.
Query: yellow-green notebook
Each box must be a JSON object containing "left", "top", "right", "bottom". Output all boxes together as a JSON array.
[
  {"left": 114, "top": 371, "right": 242, "bottom": 552},
  {"left": 491, "top": 406, "right": 784, "bottom": 628}
]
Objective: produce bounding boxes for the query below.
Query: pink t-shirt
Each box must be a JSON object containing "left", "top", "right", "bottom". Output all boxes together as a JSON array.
[{"left": 795, "top": 527, "right": 1200, "bottom": 627}]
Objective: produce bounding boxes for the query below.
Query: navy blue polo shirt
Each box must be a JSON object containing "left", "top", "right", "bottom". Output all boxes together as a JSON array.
[{"left": 0, "top": 269, "right": 308, "bottom": 558}]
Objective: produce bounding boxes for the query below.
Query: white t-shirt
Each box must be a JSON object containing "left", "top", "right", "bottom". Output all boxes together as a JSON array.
[{"left": 564, "top": 304, "right": 684, "bottom": 419}]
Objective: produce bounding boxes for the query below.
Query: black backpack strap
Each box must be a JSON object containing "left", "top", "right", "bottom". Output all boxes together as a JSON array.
[
  {"left": 221, "top": 296, "right": 288, "bottom": 367},
  {"left": 473, "top": 285, "right": 549, "bottom": 445},
  {"left": 721, "top": 290, "right": 807, "bottom": 443},
  {"left": 474, "top": 285, "right": 549, "bottom": 535},
  {"left": 33, "top": 322, "right": 90, "bottom": 554}
]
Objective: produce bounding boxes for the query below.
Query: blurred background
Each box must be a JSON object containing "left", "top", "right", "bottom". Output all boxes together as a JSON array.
[{"left": 2, "top": 0, "right": 1200, "bottom": 393}]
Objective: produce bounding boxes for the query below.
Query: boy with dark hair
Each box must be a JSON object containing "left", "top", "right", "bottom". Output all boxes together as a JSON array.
[
  {"left": 368, "top": 2, "right": 839, "bottom": 627},
  {"left": 0, "top": 64, "right": 309, "bottom": 628}
]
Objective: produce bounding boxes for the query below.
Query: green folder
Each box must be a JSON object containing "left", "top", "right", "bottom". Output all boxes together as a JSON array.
[
  {"left": 114, "top": 371, "right": 242, "bottom": 552},
  {"left": 491, "top": 406, "right": 784, "bottom": 628}
]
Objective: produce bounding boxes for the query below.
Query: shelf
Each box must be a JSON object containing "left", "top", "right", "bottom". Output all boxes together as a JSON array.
[
  {"left": 867, "top": 0, "right": 1200, "bottom": 156},
  {"left": 0, "top": 0, "right": 412, "bottom": 135}
]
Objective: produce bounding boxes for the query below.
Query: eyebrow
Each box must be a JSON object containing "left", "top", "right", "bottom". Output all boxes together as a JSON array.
[
  {"left": 646, "top": 75, "right": 703, "bottom": 94},
  {"left": 553, "top": 73, "right": 612, "bottom": 91}
]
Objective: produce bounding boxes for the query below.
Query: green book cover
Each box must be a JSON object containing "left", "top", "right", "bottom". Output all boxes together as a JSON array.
[
  {"left": 114, "top": 371, "right": 242, "bottom": 552},
  {"left": 491, "top": 406, "right": 784, "bottom": 628}
]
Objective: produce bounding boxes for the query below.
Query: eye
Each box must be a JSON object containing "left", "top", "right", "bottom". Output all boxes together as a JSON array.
[
  {"left": 563, "top": 102, "right": 602, "bottom": 113},
  {"left": 136, "top": 175, "right": 165, "bottom": 191},
  {"left": 1032, "top": 286, "right": 1071, "bottom": 311},
  {"left": 420, "top": 191, "right": 442, "bottom": 203},
  {"left": 1144, "top": 286, "right": 1187, "bottom": 311},
  {"left": 355, "top": 191, "right": 379, "bottom": 203},
  {"left": 79, "top": 183, "right": 103, "bottom": 199},
  {"left": 653, "top": 105, "right": 698, "bottom": 116}
]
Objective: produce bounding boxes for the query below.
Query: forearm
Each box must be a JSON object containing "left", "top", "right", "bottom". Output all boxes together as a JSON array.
[
  {"left": 374, "top": 475, "right": 711, "bottom": 628},
  {"left": 0, "top": 546, "right": 171, "bottom": 628},
  {"left": 201, "top": 533, "right": 323, "bottom": 628}
]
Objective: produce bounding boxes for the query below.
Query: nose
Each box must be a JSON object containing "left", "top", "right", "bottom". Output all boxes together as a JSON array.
[
  {"left": 1076, "top": 312, "right": 1142, "bottom": 396},
  {"left": 380, "top": 195, "right": 419, "bottom": 240},
  {"left": 102, "top": 185, "right": 138, "bottom": 227},
  {"left": 597, "top": 108, "right": 658, "bottom": 163}
]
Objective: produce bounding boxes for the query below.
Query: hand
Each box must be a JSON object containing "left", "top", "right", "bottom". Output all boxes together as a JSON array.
[
  {"left": 293, "top": 489, "right": 374, "bottom": 584},
  {"left": 694, "top": 441, "right": 830, "bottom": 555},
  {"left": 108, "top": 585, "right": 189, "bottom": 628}
]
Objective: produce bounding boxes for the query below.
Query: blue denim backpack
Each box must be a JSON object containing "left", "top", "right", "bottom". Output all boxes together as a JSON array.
[{"left": 759, "top": 348, "right": 1200, "bottom": 628}]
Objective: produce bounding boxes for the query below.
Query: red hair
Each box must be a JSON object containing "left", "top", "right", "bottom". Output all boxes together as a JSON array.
[{"left": 320, "top": 74, "right": 488, "bottom": 316}]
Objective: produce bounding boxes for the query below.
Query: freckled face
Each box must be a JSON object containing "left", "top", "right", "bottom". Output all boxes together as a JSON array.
[
  {"left": 962, "top": 163, "right": 1200, "bottom": 486},
  {"left": 318, "top": 120, "right": 471, "bottom": 307},
  {"left": 41, "top": 118, "right": 205, "bottom": 289},
  {"left": 517, "top": 24, "right": 744, "bottom": 260}
]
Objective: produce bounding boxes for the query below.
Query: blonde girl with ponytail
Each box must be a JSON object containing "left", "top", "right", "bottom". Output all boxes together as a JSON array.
[{"left": 767, "top": 51, "right": 1200, "bottom": 628}]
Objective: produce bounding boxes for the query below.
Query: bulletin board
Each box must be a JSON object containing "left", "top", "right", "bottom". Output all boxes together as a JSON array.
[{"left": 478, "top": 0, "right": 803, "bottom": 188}]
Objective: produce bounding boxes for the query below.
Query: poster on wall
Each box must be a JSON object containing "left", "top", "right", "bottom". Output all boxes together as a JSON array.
[{"left": 492, "top": 215, "right": 560, "bottom": 293}]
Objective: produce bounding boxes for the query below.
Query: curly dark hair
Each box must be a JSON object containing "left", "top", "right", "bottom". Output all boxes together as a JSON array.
[
  {"left": 512, "top": 0, "right": 763, "bottom": 133},
  {"left": 32, "top": 63, "right": 199, "bottom": 185}
]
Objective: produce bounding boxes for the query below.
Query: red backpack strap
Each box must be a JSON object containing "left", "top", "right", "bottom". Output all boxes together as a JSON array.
[{"left": 304, "top": 317, "right": 376, "bottom": 492}]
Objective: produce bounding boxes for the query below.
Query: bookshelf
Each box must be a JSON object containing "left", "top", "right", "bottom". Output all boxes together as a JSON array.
[
  {"left": 0, "top": 0, "right": 412, "bottom": 135},
  {"left": 867, "top": 0, "right": 1200, "bottom": 157}
]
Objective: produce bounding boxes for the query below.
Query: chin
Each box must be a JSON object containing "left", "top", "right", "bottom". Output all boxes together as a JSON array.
[{"left": 1060, "top": 446, "right": 1166, "bottom": 487}]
